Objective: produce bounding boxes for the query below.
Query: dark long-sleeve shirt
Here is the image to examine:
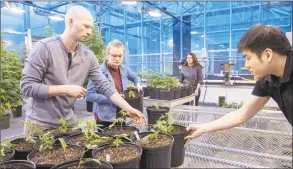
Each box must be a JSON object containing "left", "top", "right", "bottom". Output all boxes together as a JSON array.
[{"left": 179, "top": 65, "right": 203, "bottom": 88}]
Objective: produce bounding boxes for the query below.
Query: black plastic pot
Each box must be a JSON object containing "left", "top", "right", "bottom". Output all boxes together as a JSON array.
[
  {"left": 0, "top": 114, "right": 10, "bottom": 129},
  {"left": 169, "top": 124, "right": 188, "bottom": 167},
  {"left": 12, "top": 105, "right": 22, "bottom": 117},
  {"left": 86, "top": 101, "right": 93, "bottom": 112},
  {"left": 103, "top": 125, "right": 139, "bottom": 138},
  {"left": 27, "top": 144, "right": 83, "bottom": 169},
  {"left": 131, "top": 132, "right": 174, "bottom": 169},
  {"left": 123, "top": 89, "right": 144, "bottom": 113},
  {"left": 0, "top": 160, "right": 36, "bottom": 169},
  {"left": 10, "top": 137, "right": 39, "bottom": 160},
  {"left": 143, "top": 87, "right": 152, "bottom": 97},
  {"left": 174, "top": 88, "right": 181, "bottom": 100},
  {"left": 92, "top": 143, "right": 142, "bottom": 169},
  {"left": 51, "top": 159, "right": 113, "bottom": 169},
  {"left": 187, "top": 86, "right": 193, "bottom": 96},
  {"left": 155, "top": 88, "right": 161, "bottom": 100},
  {"left": 146, "top": 106, "right": 170, "bottom": 125},
  {"left": 160, "top": 88, "right": 175, "bottom": 101},
  {"left": 181, "top": 86, "right": 187, "bottom": 98},
  {"left": 149, "top": 88, "right": 156, "bottom": 99},
  {"left": 0, "top": 149, "right": 15, "bottom": 162}
]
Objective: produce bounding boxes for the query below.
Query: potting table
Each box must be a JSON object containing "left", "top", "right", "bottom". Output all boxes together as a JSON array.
[{"left": 143, "top": 94, "right": 196, "bottom": 108}]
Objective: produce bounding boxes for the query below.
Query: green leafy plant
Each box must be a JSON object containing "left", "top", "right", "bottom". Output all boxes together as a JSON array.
[
  {"left": 38, "top": 131, "right": 56, "bottom": 152},
  {"left": 153, "top": 101, "right": 163, "bottom": 110},
  {"left": 22, "top": 120, "right": 43, "bottom": 143},
  {"left": 0, "top": 140, "right": 15, "bottom": 160},
  {"left": 112, "top": 138, "right": 124, "bottom": 148},
  {"left": 109, "top": 110, "right": 127, "bottom": 130},
  {"left": 140, "top": 132, "right": 159, "bottom": 143},
  {"left": 151, "top": 112, "right": 175, "bottom": 133},
  {"left": 128, "top": 90, "right": 136, "bottom": 98},
  {"left": 0, "top": 40, "right": 25, "bottom": 115},
  {"left": 58, "top": 118, "right": 68, "bottom": 134}
]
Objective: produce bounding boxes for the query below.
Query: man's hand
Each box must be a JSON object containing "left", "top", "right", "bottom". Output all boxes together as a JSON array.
[
  {"left": 136, "top": 83, "right": 143, "bottom": 92},
  {"left": 184, "top": 124, "right": 205, "bottom": 148},
  {"left": 127, "top": 108, "right": 147, "bottom": 124},
  {"left": 66, "top": 85, "right": 87, "bottom": 98}
]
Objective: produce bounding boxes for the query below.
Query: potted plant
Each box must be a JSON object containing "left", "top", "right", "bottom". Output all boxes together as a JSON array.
[
  {"left": 27, "top": 131, "right": 84, "bottom": 169},
  {"left": 0, "top": 140, "right": 15, "bottom": 162},
  {"left": 10, "top": 120, "right": 42, "bottom": 160},
  {"left": 0, "top": 160, "right": 36, "bottom": 169},
  {"left": 150, "top": 112, "right": 188, "bottom": 167},
  {"left": 131, "top": 131, "right": 174, "bottom": 169},
  {"left": 160, "top": 76, "right": 178, "bottom": 101},
  {"left": 103, "top": 110, "right": 139, "bottom": 138},
  {"left": 123, "top": 83, "right": 144, "bottom": 113},
  {"left": 146, "top": 101, "right": 170, "bottom": 125},
  {"left": 92, "top": 137, "right": 142, "bottom": 169},
  {"left": 66, "top": 119, "right": 113, "bottom": 157},
  {"left": 0, "top": 40, "right": 25, "bottom": 128},
  {"left": 173, "top": 82, "right": 182, "bottom": 100}
]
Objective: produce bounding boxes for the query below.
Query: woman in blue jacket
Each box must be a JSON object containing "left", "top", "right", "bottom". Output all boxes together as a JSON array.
[{"left": 86, "top": 39, "right": 142, "bottom": 127}]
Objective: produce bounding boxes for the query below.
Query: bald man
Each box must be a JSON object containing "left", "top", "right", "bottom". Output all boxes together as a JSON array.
[{"left": 20, "top": 6, "right": 146, "bottom": 134}]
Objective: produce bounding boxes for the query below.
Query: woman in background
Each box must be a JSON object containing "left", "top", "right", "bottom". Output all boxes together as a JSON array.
[{"left": 179, "top": 52, "right": 203, "bottom": 106}]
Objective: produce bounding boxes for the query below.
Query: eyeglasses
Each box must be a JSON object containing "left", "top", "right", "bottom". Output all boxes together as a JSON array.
[{"left": 107, "top": 52, "right": 123, "bottom": 58}]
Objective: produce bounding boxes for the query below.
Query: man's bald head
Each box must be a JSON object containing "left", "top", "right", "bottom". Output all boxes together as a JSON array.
[
  {"left": 63, "top": 6, "right": 94, "bottom": 42},
  {"left": 65, "top": 6, "right": 94, "bottom": 27}
]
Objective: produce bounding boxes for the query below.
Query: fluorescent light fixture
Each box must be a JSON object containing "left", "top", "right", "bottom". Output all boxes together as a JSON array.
[
  {"left": 148, "top": 10, "right": 161, "bottom": 17},
  {"left": 4, "top": 6, "right": 25, "bottom": 13},
  {"left": 49, "top": 15, "right": 64, "bottom": 21},
  {"left": 190, "top": 31, "right": 198, "bottom": 34},
  {"left": 122, "top": 1, "right": 137, "bottom": 5},
  {"left": 200, "top": 35, "right": 205, "bottom": 38},
  {"left": 196, "top": 45, "right": 199, "bottom": 47}
]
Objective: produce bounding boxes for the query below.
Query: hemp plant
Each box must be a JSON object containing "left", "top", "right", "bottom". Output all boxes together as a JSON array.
[
  {"left": 58, "top": 138, "right": 68, "bottom": 152},
  {"left": 57, "top": 118, "right": 68, "bottom": 134},
  {"left": 151, "top": 112, "right": 176, "bottom": 133},
  {"left": 153, "top": 100, "right": 163, "bottom": 110},
  {"left": 22, "top": 120, "right": 43, "bottom": 144},
  {"left": 109, "top": 110, "right": 128, "bottom": 130},
  {"left": 128, "top": 90, "right": 136, "bottom": 98},
  {"left": 140, "top": 132, "right": 159, "bottom": 144},
  {"left": 0, "top": 140, "right": 15, "bottom": 161},
  {"left": 38, "top": 130, "right": 55, "bottom": 152}
]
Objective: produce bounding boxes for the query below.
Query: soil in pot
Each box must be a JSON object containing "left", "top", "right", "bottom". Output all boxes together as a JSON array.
[
  {"left": 66, "top": 133, "right": 111, "bottom": 148},
  {"left": 44, "top": 128, "right": 82, "bottom": 139},
  {"left": 146, "top": 106, "right": 170, "bottom": 125},
  {"left": 103, "top": 125, "right": 139, "bottom": 138},
  {"left": 0, "top": 160, "right": 36, "bottom": 169},
  {"left": 92, "top": 143, "right": 142, "bottom": 169},
  {"left": 174, "top": 88, "right": 181, "bottom": 99},
  {"left": 27, "top": 145, "right": 83, "bottom": 169},
  {"left": 132, "top": 132, "right": 174, "bottom": 169},
  {"left": 160, "top": 88, "right": 175, "bottom": 101},
  {"left": 11, "top": 138, "right": 39, "bottom": 160},
  {"left": 51, "top": 159, "right": 113, "bottom": 169}
]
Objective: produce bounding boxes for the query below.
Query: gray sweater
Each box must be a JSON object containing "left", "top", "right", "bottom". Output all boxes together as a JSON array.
[{"left": 20, "top": 36, "right": 116, "bottom": 128}]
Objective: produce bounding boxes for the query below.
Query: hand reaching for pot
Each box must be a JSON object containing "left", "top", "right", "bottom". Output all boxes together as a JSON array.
[{"left": 127, "top": 108, "right": 147, "bottom": 124}]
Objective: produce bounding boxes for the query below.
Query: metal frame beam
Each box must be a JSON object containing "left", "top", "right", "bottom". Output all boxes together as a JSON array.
[{"left": 48, "top": 2, "right": 70, "bottom": 10}]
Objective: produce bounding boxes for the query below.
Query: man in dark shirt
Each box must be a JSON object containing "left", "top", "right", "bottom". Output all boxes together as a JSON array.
[{"left": 184, "top": 24, "right": 292, "bottom": 147}]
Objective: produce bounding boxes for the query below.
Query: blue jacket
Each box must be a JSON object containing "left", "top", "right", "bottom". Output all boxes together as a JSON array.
[{"left": 86, "top": 61, "right": 141, "bottom": 122}]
